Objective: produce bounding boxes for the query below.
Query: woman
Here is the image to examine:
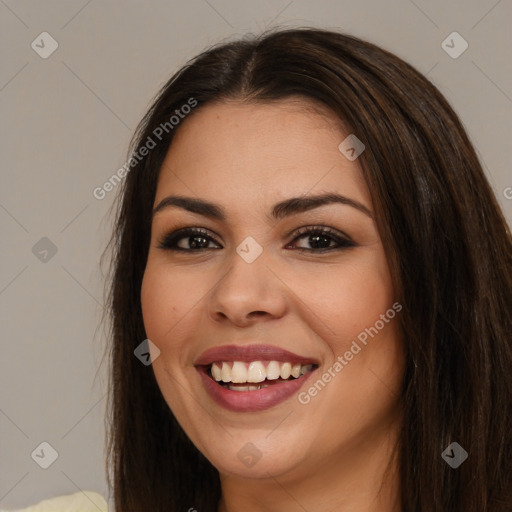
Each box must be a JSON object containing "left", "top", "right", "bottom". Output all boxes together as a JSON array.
[{"left": 104, "top": 27, "right": 512, "bottom": 511}]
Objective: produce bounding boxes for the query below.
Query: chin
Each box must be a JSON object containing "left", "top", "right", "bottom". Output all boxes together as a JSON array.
[{"left": 197, "top": 426, "right": 314, "bottom": 479}]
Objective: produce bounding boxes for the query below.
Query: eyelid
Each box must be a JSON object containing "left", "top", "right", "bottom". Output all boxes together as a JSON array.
[
  {"left": 157, "top": 227, "right": 223, "bottom": 250},
  {"left": 286, "top": 225, "right": 353, "bottom": 244}
]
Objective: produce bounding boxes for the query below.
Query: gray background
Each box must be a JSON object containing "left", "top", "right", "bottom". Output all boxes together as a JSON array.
[{"left": 1, "top": 0, "right": 510, "bottom": 509}]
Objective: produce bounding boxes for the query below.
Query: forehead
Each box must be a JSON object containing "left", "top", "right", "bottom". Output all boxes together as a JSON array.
[{"left": 154, "top": 98, "right": 371, "bottom": 211}]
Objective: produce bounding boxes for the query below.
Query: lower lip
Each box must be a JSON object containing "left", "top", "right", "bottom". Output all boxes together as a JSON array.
[{"left": 197, "top": 367, "right": 316, "bottom": 412}]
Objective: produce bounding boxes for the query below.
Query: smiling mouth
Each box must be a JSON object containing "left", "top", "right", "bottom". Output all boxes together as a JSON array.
[{"left": 205, "top": 360, "right": 318, "bottom": 392}]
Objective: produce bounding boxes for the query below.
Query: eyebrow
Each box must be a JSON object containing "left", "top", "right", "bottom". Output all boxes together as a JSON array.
[{"left": 152, "top": 192, "right": 373, "bottom": 221}]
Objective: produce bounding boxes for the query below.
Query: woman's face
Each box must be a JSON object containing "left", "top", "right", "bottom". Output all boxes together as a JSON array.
[{"left": 141, "top": 98, "right": 404, "bottom": 481}]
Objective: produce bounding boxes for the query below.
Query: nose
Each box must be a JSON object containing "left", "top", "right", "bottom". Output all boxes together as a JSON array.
[{"left": 207, "top": 248, "right": 287, "bottom": 327}]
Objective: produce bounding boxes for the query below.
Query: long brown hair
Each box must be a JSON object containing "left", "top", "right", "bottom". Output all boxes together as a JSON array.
[{"left": 103, "top": 27, "right": 512, "bottom": 511}]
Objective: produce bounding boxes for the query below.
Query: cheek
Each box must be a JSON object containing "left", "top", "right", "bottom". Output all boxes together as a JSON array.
[
  {"left": 291, "top": 255, "right": 394, "bottom": 340},
  {"left": 297, "top": 263, "right": 403, "bottom": 457},
  {"left": 141, "top": 268, "right": 166, "bottom": 338},
  {"left": 140, "top": 263, "right": 186, "bottom": 347},
  {"left": 140, "top": 264, "right": 197, "bottom": 409}
]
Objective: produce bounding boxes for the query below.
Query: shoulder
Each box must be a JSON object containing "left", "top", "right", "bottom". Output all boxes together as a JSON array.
[{"left": 0, "top": 491, "right": 108, "bottom": 512}]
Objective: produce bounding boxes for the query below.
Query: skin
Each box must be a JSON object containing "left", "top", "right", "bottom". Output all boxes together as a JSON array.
[{"left": 141, "top": 98, "right": 405, "bottom": 512}]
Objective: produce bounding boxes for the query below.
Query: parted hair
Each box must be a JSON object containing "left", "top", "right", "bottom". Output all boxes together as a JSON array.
[{"left": 103, "top": 27, "right": 512, "bottom": 511}]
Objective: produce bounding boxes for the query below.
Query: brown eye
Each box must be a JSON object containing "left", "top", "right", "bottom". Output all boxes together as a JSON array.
[
  {"left": 158, "top": 228, "right": 222, "bottom": 252},
  {"left": 286, "top": 226, "right": 355, "bottom": 253}
]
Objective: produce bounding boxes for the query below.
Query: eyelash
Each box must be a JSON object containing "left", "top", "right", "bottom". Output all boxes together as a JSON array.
[{"left": 157, "top": 225, "right": 355, "bottom": 253}]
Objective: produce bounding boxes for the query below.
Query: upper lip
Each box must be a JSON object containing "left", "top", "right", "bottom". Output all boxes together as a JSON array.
[{"left": 194, "top": 344, "right": 319, "bottom": 366}]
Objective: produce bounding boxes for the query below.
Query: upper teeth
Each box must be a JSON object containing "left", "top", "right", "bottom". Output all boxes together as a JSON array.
[{"left": 210, "top": 361, "right": 314, "bottom": 383}]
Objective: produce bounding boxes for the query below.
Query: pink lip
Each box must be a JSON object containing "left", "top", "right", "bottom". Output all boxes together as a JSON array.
[
  {"left": 197, "top": 366, "right": 317, "bottom": 412},
  {"left": 194, "top": 344, "right": 319, "bottom": 412},
  {"left": 194, "top": 344, "right": 319, "bottom": 366}
]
